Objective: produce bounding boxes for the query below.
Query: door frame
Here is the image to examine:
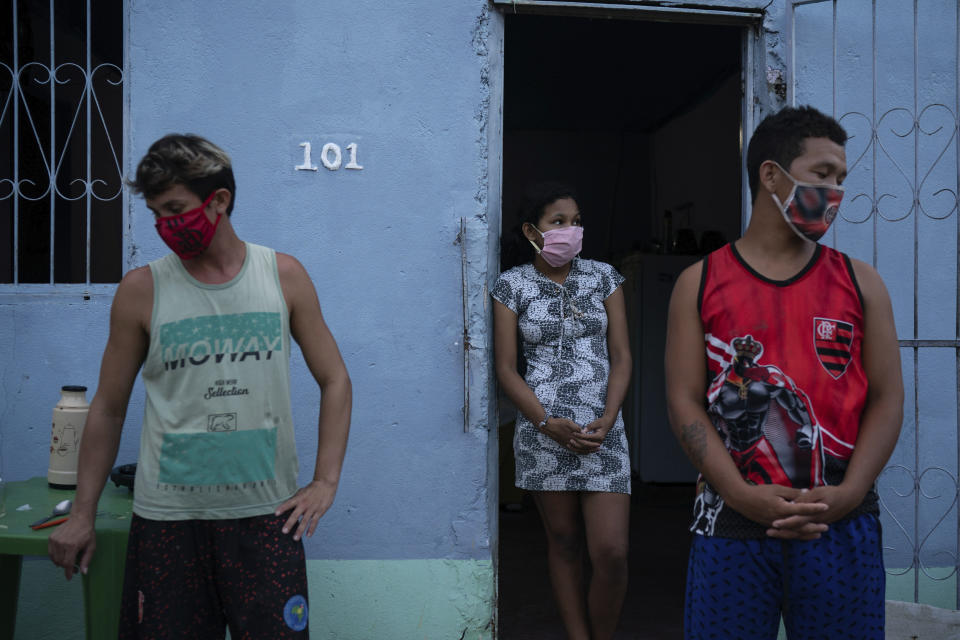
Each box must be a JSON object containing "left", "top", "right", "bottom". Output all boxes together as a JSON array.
[{"left": 484, "top": 1, "right": 769, "bottom": 630}]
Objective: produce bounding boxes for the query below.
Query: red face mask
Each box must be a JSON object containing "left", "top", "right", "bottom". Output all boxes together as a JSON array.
[
  {"left": 770, "top": 162, "right": 844, "bottom": 242},
  {"left": 154, "top": 192, "right": 222, "bottom": 259}
]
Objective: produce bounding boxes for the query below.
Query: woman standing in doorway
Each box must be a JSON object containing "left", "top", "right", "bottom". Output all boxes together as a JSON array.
[{"left": 492, "top": 182, "right": 632, "bottom": 640}]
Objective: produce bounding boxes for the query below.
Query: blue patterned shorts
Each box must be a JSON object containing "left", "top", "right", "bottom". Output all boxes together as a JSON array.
[{"left": 684, "top": 513, "right": 884, "bottom": 639}]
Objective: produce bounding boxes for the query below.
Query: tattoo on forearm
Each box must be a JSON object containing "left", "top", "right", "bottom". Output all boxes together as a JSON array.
[{"left": 680, "top": 420, "right": 707, "bottom": 468}]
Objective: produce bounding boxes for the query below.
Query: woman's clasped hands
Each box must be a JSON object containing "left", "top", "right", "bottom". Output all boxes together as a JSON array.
[{"left": 539, "top": 415, "right": 614, "bottom": 454}]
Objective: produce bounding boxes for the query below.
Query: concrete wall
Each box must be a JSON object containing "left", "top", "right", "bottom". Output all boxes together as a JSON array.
[
  {"left": 3, "top": 0, "right": 959, "bottom": 637},
  {"left": 4, "top": 0, "right": 502, "bottom": 637}
]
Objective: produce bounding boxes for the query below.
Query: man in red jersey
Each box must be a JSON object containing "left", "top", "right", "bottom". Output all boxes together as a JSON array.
[{"left": 666, "top": 106, "right": 903, "bottom": 639}]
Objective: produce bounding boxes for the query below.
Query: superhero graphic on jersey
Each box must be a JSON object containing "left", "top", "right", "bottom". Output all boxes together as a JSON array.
[
  {"left": 692, "top": 335, "right": 827, "bottom": 535},
  {"left": 692, "top": 244, "right": 876, "bottom": 538}
]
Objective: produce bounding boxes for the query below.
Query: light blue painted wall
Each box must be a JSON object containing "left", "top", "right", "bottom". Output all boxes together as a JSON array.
[
  {"left": 4, "top": 1, "right": 502, "bottom": 636},
  {"left": 791, "top": 0, "right": 960, "bottom": 598},
  {"left": 0, "top": 294, "right": 137, "bottom": 479},
  {"left": 3, "top": 0, "right": 959, "bottom": 635},
  {"left": 1, "top": 0, "right": 500, "bottom": 566}
]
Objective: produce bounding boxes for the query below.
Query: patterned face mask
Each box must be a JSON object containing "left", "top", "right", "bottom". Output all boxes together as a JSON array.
[
  {"left": 770, "top": 162, "right": 844, "bottom": 242},
  {"left": 528, "top": 225, "right": 583, "bottom": 267},
  {"left": 154, "top": 191, "right": 222, "bottom": 259}
]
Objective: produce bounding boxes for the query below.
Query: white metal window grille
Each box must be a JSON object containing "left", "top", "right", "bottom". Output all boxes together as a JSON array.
[
  {"left": 1, "top": 0, "right": 124, "bottom": 285},
  {"left": 791, "top": 0, "right": 960, "bottom": 608}
]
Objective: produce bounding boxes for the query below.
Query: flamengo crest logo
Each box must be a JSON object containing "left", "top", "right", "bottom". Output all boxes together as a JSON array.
[{"left": 813, "top": 317, "right": 853, "bottom": 379}]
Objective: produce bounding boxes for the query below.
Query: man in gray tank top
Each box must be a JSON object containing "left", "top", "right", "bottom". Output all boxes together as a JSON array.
[{"left": 48, "top": 134, "right": 352, "bottom": 638}]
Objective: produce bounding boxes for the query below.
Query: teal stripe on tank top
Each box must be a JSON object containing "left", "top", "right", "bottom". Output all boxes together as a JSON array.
[
  {"left": 157, "top": 428, "right": 278, "bottom": 485},
  {"left": 158, "top": 312, "right": 283, "bottom": 367}
]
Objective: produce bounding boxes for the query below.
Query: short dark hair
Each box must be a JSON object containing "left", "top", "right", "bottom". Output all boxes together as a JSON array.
[
  {"left": 746, "top": 106, "right": 847, "bottom": 203},
  {"left": 517, "top": 181, "right": 579, "bottom": 228},
  {"left": 500, "top": 181, "right": 579, "bottom": 269},
  {"left": 128, "top": 134, "right": 237, "bottom": 216}
]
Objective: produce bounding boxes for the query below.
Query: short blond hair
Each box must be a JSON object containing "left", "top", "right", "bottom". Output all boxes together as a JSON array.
[{"left": 128, "top": 134, "right": 237, "bottom": 215}]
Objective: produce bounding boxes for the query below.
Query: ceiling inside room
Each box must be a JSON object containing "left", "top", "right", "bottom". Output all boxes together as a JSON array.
[{"left": 505, "top": 14, "right": 742, "bottom": 133}]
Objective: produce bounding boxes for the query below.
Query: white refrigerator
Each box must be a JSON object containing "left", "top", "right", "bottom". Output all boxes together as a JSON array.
[{"left": 620, "top": 253, "right": 701, "bottom": 483}]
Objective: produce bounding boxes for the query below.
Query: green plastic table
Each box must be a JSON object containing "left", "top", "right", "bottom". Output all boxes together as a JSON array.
[{"left": 0, "top": 477, "right": 133, "bottom": 640}]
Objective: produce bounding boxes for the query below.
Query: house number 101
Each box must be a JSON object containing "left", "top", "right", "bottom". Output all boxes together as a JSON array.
[{"left": 295, "top": 142, "right": 363, "bottom": 171}]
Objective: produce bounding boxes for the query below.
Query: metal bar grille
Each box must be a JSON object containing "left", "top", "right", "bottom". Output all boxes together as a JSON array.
[
  {"left": 956, "top": 0, "right": 960, "bottom": 610},
  {"left": 792, "top": 0, "right": 960, "bottom": 608},
  {"left": 1, "top": 0, "right": 124, "bottom": 285}
]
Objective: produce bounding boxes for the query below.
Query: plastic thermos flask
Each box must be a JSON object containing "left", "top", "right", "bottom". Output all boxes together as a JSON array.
[{"left": 48, "top": 385, "right": 89, "bottom": 489}]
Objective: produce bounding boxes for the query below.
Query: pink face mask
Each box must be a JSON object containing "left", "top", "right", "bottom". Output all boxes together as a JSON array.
[
  {"left": 528, "top": 225, "right": 583, "bottom": 267},
  {"left": 155, "top": 192, "right": 222, "bottom": 259}
]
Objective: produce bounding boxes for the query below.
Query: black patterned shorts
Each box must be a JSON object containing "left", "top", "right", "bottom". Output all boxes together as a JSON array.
[{"left": 119, "top": 513, "right": 309, "bottom": 639}]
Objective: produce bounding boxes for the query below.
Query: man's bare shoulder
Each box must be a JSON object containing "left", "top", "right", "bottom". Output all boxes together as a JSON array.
[
  {"left": 113, "top": 266, "right": 153, "bottom": 329},
  {"left": 846, "top": 256, "right": 878, "bottom": 279},
  {"left": 846, "top": 256, "right": 890, "bottom": 304},
  {"left": 274, "top": 252, "right": 321, "bottom": 312},
  {"left": 275, "top": 252, "right": 316, "bottom": 291},
  {"left": 679, "top": 259, "right": 704, "bottom": 283},
  {"left": 672, "top": 259, "right": 705, "bottom": 301},
  {"left": 275, "top": 252, "right": 308, "bottom": 279},
  {"left": 116, "top": 266, "right": 153, "bottom": 298},
  {"left": 120, "top": 264, "right": 151, "bottom": 285}
]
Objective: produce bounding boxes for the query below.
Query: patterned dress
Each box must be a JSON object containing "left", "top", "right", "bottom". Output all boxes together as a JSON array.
[{"left": 492, "top": 258, "right": 631, "bottom": 493}]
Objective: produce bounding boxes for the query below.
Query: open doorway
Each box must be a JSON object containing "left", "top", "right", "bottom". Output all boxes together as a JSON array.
[{"left": 496, "top": 13, "right": 743, "bottom": 639}]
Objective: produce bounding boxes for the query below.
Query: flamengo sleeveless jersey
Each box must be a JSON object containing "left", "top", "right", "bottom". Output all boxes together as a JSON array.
[
  {"left": 134, "top": 243, "right": 298, "bottom": 520},
  {"left": 691, "top": 243, "right": 876, "bottom": 538}
]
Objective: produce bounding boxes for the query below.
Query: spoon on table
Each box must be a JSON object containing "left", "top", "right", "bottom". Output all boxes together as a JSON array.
[{"left": 30, "top": 499, "right": 72, "bottom": 530}]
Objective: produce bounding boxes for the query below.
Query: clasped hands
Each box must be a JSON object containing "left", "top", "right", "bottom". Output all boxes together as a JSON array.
[
  {"left": 728, "top": 482, "right": 865, "bottom": 540},
  {"left": 538, "top": 415, "right": 614, "bottom": 454}
]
